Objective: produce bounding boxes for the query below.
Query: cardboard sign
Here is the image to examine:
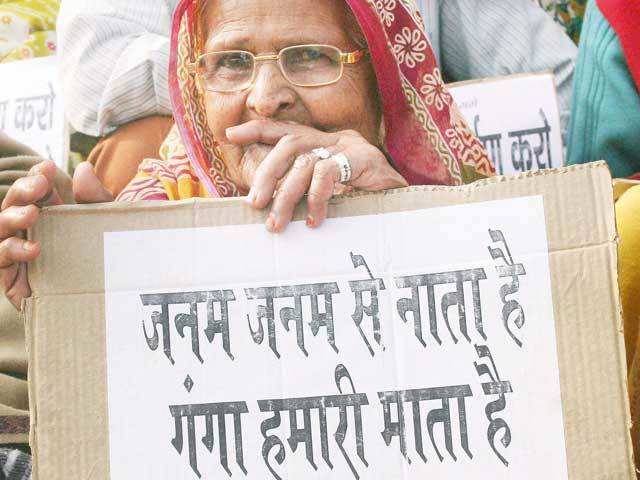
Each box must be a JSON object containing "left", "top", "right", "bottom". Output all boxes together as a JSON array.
[
  {"left": 448, "top": 73, "right": 563, "bottom": 177},
  {"left": 26, "top": 163, "right": 634, "bottom": 479},
  {"left": 0, "top": 56, "right": 68, "bottom": 171}
]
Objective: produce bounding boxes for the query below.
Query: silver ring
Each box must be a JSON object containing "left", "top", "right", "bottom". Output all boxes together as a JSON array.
[
  {"left": 332, "top": 152, "right": 352, "bottom": 183},
  {"left": 312, "top": 147, "right": 332, "bottom": 160}
]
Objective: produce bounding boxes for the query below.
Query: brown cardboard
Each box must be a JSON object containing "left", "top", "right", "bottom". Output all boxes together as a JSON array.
[{"left": 26, "top": 162, "right": 634, "bottom": 479}]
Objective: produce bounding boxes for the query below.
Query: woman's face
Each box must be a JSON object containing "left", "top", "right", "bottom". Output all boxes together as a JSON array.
[{"left": 202, "top": 0, "right": 381, "bottom": 191}]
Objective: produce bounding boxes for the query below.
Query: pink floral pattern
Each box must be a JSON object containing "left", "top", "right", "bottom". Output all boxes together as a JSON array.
[
  {"left": 374, "top": 0, "right": 396, "bottom": 27},
  {"left": 420, "top": 69, "right": 452, "bottom": 111},
  {"left": 392, "top": 26, "right": 427, "bottom": 68}
]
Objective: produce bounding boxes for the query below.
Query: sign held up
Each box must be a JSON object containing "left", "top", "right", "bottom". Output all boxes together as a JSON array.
[
  {"left": 104, "top": 198, "right": 561, "bottom": 479},
  {"left": 26, "top": 163, "right": 634, "bottom": 479}
]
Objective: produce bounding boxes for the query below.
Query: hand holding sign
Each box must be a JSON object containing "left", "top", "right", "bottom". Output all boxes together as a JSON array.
[
  {"left": 0, "top": 160, "right": 113, "bottom": 309},
  {"left": 226, "top": 120, "right": 408, "bottom": 232}
]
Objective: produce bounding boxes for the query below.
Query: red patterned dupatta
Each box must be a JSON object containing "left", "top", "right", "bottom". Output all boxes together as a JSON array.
[{"left": 169, "top": 0, "right": 495, "bottom": 197}]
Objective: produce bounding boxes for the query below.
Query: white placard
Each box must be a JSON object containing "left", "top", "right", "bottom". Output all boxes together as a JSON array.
[
  {"left": 104, "top": 197, "right": 568, "bottom": 479},
  {"left": 0, "top": 56, "right": 68, "bottom": 171},
  {"left": 449, "top": 73, "right": 563, "bottom": 176}
]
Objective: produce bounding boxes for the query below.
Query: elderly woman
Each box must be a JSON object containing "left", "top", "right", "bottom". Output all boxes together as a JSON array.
[
  {"left": 0, "top": 0, "right": 492, "bottom": 312},
  {"left": 117, "top": 0, "right": 494, "bottom": 229}
]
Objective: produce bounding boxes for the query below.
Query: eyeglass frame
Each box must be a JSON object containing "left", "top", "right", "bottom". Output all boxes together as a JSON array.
[{"left": 187, "top": 44, "right": 368, "bottom": 93}]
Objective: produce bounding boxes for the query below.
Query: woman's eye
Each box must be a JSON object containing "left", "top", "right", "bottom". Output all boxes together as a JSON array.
[
  {"left": 217, "top": 54, "right": 251, "bottom": 70},
  {"left": 291, "top": 48, "right": 327, "bottom": 64},
  {"left": 302, "top": 49, "right": 323, "bottom": 61}
]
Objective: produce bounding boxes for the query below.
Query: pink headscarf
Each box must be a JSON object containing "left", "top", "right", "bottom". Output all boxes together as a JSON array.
[{"left": 168, "top": 0, "right": 495, "bottom": 197}]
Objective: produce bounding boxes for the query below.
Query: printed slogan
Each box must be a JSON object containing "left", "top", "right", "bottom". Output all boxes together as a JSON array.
[{"left": 104, "top": 196, "right": 568, "bottom": 479}]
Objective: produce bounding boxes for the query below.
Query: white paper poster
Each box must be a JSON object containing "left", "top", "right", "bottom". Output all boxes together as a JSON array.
[
  {"left": 0, "top": 56, "right": 68, "bottom": 170},
  {"left": 449, "top": 73, "right": 563, "bottom": 176},
  {"left": 104, "top": 196, "right": 568, "bottom": 479}
]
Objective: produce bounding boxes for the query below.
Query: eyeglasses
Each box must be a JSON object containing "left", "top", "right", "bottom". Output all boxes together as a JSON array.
[{"left": 188, "top": 44, "right": 368, "bottom": 93}]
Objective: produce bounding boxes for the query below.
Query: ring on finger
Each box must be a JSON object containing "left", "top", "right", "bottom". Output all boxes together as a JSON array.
[
  {"left": 312, "top": 147, "right": 332, "bottom": 160},
  {"left": 332, "top": 152, "right": 352, "bottom": 184}
]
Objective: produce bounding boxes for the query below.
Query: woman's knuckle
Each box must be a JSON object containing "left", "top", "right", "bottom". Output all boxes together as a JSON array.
[
  {"left": 279, "top": 134, "right": 300, "bottom": 149},
  {"left": 306, "top": 191, "right": 324, "bottom": 204},
  {"left": 0, "top": 237, "right": 15, "bottom": 260},
  {"left": 314, "top": 160, "right": 334, "bottom": 180},
  {"left": 254, "top": 118, "right": 269, "bottom": 129},
  {"left": 10, "top": 177, "right": 28, "bottom": 194},
  {"left": 293, "top": 153, "right": 313, "bottom": 170},
  {"left": 340, "top": 129, "right": 362, "bottom": 139}
]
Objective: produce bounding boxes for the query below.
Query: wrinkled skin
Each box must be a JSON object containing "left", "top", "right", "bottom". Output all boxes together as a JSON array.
[
  {"left": 203, "top": 0, "right": 407, "bottom": 231},
  {"left": 0, "top": 0, "right": 408, "bottom": 311}
]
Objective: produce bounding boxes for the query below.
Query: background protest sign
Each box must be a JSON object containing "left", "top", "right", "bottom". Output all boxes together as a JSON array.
[
  {"left": 0, "top": 56, "right": 68, "bottom": 171},
  {"left": 448, "top": 73, "right": 563, "bottom": 176},
  {"left": 26, "top": 163, "right": 634, "bottom": 479}
]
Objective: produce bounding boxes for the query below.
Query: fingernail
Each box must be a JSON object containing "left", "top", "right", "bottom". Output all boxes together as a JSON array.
[
  {"left": 266, "top": 213, "right": 276, "bottom": 232},
  {"left": 306, "top": 215, "right": 314, "bottom": 228},
  {"left": 244, "top": 189, "right": 254, "bottom": 205},
  {"left": 225, "top": 126, "right": 238, "bottom": 137},
  {"left": 23, "top": 241, "right": 37, "bottom": 252}
]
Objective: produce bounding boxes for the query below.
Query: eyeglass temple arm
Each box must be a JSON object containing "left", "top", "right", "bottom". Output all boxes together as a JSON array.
[{"left": 341, "top": 48, "right": 368, "bottom": 64}]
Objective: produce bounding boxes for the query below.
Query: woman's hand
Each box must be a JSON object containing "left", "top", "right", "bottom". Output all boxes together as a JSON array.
[
  {"left": 0, "top": 160, "right": 113, "bottom": 310},
  {"left": 226, "top": 119, "right": 408, "bottom": 232}
]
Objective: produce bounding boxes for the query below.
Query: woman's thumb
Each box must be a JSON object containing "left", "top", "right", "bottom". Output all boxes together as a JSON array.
[{"left": 72, "top": 161, "right": 114, "bottom": 204}]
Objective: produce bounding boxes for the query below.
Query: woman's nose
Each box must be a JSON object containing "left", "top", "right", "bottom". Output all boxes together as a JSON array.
[{"left": 246, "top": 63, "right": 296, "bottom": 118}]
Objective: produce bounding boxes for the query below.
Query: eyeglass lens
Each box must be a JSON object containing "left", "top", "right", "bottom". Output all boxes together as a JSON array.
[{"left": 197, "top": 45, "right": 343, "bottom": 92}]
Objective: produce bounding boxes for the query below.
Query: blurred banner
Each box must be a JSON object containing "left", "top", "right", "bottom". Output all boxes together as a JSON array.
[
  {"left": 0, "top": 56, "right": 68, "bottom": 171},
  {"left": 449, "top": 73, "right": 563, "bottom": 176},
  {"left": 416, "top": 0, "right": 440, "bottom": 63}
]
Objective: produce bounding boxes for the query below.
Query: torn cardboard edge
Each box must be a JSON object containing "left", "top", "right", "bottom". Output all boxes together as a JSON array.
[{"left": 25, "top": 161, "right": 635, "bottom": 479}]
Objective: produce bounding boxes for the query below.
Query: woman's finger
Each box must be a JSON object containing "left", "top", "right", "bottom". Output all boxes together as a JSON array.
[
  {"left": 226, "top": 119, "right": 325, "bottom": 146},
  {"left": 336, "top": 144, "right": 409, "bottom": 192},
  {"left": 0, "top": 236, "right": 39, "bottom": 270},
  {"left": 266, "top": 151, "right": 325, "bottom": 232},
  {"left": 1, "top": 175, "right": 54, "bottom": 210},
  {"left": 239, "top": 143, "right": 273, "bottom": 191},
  {"left": 304, "top": 144, "right": 391, "bottom": 227},
  {"left": 0, "top": 205, "right": 39, "bottom": 240},
  {"left": 73, "top": 161, "right": 115, "bottom": 204},
  {"left": 2, "top": 263, "right": 30, "bottom": 310},
  {"left": 2, "top": 160, "right": 63, "bottom": 210},
  {"left": 306, "top": 158, "right": 342, "bottom": 228},
  {"left": 249, "top": 134, "right": 336, "bottom": 209},
  {"left": 0, "top": 235, "right": 40, "bottom": 309}
]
